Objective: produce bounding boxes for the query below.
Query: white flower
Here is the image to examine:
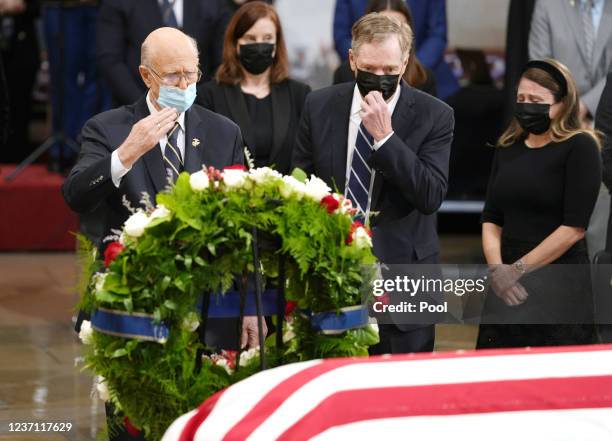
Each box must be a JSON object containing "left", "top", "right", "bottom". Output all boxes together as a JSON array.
[
  {"left": 338, "top": 195, "right": 354, "bottom": 215},
  {"left": 369, "top": 322, "right": 379, "bottom": 335},
  {"left": 92, "top": 272, "right": 107, "bottom": 293},
  {"left": 215, "top": 358, "right": 234, "bottom": 375},
  {"left": 222, "top": 168, "right": 247, "bottom": 190},
  {"left": 189, "top": 170, "right": 210, "bottom": 191},
  {"left": 181, "top": 312, "right": 200, "bottom": 332},
  {"left": 123, "top": 211, "right": 150, "bottom": 238},
  {"left": 249, "top": 167, "right": 282, "bottom": 185},
  {"left": 353, "top": 226, "right": 373, "bottom": 249},
  {"left": 118, "top": 232, "right": 126, "bottom": 246},
  {"left": 304, "top": 176, "right": 331, "bottom": 202},
  {"left": 96, "top": 376, "right": 110, "bottom": 402},
  {"left": 79, "top": 320, "right": 94, "bottom": 345},
  {"left": 279, "top": 176, "right": 307, "bottom": 199},
  {"left": 239, "top": 347, "right": 260, "bottom": 367},
  {"left": 283, "top": 321, "right": 296, "bottom": 343},
  {"left": 149, "top": 204, "right": 171, "bottom": 221}
]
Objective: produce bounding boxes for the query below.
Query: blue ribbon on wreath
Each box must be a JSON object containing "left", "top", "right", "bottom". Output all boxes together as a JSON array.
[
  {"left": 303, "top": 305, "right": 370, "bottom": 335},
  {"left": 91, "top": 308, "right": 169, "bottom": 343}
]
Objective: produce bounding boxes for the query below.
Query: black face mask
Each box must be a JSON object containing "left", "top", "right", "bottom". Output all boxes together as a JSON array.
[
  {"left": 514, "top": 102, "right": 551, "bottom": 135},
  {"left": 355, "top": 69, "right": 400, "bottom": 100},
  {"left": 238, "top": 43, "right": 275, "bottom": 75}
]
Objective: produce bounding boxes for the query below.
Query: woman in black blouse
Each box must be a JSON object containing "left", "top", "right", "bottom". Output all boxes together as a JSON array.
[
  {"left": 197, "top": 1, "right": 310, "bottom": 174},
  {"left": 478, "top": 59, "right": 602, "bottom": 348}
]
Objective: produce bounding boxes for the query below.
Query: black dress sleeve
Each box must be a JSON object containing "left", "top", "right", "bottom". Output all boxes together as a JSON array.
[
  {"left": 481, "top": 148, "right": 504, "bottom": 226},
  {"left": 562, "top": 134, "right": 602, "bottom": 228}
]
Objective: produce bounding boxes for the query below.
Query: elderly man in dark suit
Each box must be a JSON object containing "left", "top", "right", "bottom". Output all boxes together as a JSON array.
[
  {"left": 293, "top": 13, "right": 454, "bottom": 354},
  {"left": 64, "top": 27, "right": 254, "bottom": 440},
  {"left": 97, "top": 0, "right": 229, "bottom": 106}
]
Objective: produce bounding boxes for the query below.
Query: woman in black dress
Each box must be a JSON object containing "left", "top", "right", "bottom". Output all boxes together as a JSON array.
[
  {"left": 478, "top": 59, "right": 602, "bottom": 348},
  {"left": 332, "top": 0, "right": 437, "bottom": 97},
  {"left": 197, "top": 1, "right": 310, "bottom": 174}
]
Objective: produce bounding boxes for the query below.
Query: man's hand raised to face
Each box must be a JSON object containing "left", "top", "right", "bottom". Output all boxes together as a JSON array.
[
  {"left": 360, "top": 91, "right": 393, "bottom": 143},
  {"left": 117, "top": 107, "right": 178, "bottom": 168}
]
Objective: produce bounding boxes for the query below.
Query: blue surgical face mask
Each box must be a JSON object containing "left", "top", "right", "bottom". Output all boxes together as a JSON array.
[{"left": 156, "top": 83, "right": 197, "bottom": 113}]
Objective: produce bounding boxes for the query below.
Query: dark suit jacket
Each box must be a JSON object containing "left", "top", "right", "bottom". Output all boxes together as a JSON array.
[
  {"left": 62, "top": 96, "right": 244, "bottom": 239},
  {"left": 332, "top": 59, "right": 438, "bottom": 98},
  {"left": 292, "top": 82, "right": 454, "bottom": 264},
  {"left": 96, "top": 0, "right": 229, "bottom": 105},
  {"left": 595, "top": 72, "right": 612, "bottom": 251},
  {"left": 332, "top": 0, "right": 459, "bottom": 100},
  {"left": 197, "top": 79, "right": 310, "bottom": 174}
]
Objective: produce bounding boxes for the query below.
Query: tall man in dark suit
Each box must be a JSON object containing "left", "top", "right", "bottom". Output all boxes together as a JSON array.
[
  {"left": 63, "top": 27, "right": 256, "bottom": 440},
  {"left": 293, "top": 13, "right": 454, "bottom": 354},
  {"left": 97, "top": 0, "right": 229, "bottom": 105}
]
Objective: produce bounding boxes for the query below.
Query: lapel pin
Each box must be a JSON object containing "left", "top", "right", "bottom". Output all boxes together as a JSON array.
[{"left": 192, "top": 138, "right": 201, "bottom": 148}]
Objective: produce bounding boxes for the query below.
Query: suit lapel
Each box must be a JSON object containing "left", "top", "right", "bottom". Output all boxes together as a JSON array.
[
  {"left": 370, "top": 83, "right": 415, "bottom": 206},
  {"left": 331, "top": 84, "right": 354, "bottom": 193},
  {"left": 181, "top": 0, "right": 198, "bottom": 33},
  {"left": 563, "top": 2, "right": 590, "bottom": 68},
  {"left": 592, "top": 0, "right": 612, "bottom": 73},
  {"left": 133, "top": 96, "right": 168, "bottom": 194},
  {"left": 269, "top": 82, "right": 290, "bottom": 165},
  {"left": 223, "top": 85, "right": 252, "bottom": 146},
  {"left": 146, "top": 0, "right": 164, "bottom": 28},
  {"left": 183, "top": 106, "right": 207, "bottom": 173}
]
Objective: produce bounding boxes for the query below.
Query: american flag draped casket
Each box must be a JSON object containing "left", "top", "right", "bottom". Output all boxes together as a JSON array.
[{"left": 162, "top": 344, "right": 612, "bottom": 441}]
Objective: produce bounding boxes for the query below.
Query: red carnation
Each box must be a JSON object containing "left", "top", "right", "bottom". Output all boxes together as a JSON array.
[
  {"left": 320, "top": 195, "right": 340, "bottom": 214},
  {"left": 346, "top": 220, "right": 364, "bottom": 244},
  {"left": 285, "top": 300, "right": 297, "bottom": 316},
  {"left": 123, "top": 417, "right": 141, "bottom": 437},
  {"left": 223, "top": 164, "right": 246, "bottom": 171},
  {"left": 104, "top": 242, "right": 125, "bottom": 267},
  {"left": 221, "top": 350, "right": 237, "bottom": 369}
]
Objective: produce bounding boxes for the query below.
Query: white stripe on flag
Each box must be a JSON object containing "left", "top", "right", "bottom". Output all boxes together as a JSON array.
[
  {"left": 309, "top": 409, "right": 612, "bottom": 441},
  {"left": 248, "top": 351, "right": 612, "bottom": 440}
]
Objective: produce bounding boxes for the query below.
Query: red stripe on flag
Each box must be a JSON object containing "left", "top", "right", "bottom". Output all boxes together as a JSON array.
[
  {"left": 179, "top": 389, "right": 225, "bottom": 441},
  {"left": 277, "top": 375, "right": 612, "bottom": 441}
]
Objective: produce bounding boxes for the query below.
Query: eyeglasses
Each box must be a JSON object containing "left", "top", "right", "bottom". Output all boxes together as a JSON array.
[{"left": 147, "top": 66, "right": 202, "bottom": 86}]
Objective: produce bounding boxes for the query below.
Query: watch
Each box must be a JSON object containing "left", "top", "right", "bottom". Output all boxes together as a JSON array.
[{"left": 513, "top": 259, "right": 527, "bottom": 275}]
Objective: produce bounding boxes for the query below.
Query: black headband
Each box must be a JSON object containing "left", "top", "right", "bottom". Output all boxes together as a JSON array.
[{"left": 522, "top": 60, "right": 568, "bottom": 99}]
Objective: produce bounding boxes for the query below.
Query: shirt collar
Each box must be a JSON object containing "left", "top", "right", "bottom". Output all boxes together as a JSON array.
[
  {"left": 350, "top": 82, "right": 402, "bottom": 120},
  {"left": 146, "top": 91, "right": 186, "bottom": 132}
]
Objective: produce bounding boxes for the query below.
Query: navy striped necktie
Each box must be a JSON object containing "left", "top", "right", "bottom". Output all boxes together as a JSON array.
[
  {"left": 164, "top": 122, "right": 183, "bottom": 182},
  {"left": 161, "top": 0, "right": 179, "bottom": 28},
  {"left": 346, "top": 122, "right": 374, "bottom": 221}
]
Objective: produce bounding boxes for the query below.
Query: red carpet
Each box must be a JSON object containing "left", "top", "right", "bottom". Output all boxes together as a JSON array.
[{"left": 0, "top": 164, "right": 78, "bottom": 251}]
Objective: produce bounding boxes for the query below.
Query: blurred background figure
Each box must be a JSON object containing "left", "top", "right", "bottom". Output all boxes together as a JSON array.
[
  {"left": 332, "top": 0, "right": 459, "bottom": 101},
  {"left": 333, "top": 0, "right": 436, "bottom": 97},
  {"left": 0, "top": 0, "right": 39, "bottom": 164},
  {"left": 96, "top": 0, "right": 229, "bottom": 107},
  {"left": 529, "top": 0, "right": 612, "bottom": 261},
  {"left": 479, "top": 59, "right": 601, "bottom": 349},
  {"left": 43, "top": 0, "right": 109, "bottom": 174},
  {"left": 198, "top": 1, "right": 310, "bottom": 174},
  {"left": 502, "top": 0, "right": 536, "bottom": 124},
  {"left": 597, "top": 73, "right": 612, "bottom": 252}
]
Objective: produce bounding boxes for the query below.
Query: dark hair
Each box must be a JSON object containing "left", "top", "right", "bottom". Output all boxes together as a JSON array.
[
  {"left": 365, "top": 0, "right": 428, "bottom": 88},
  {"left": 216, "top": 1, "right": 289, "bottom": 85}
]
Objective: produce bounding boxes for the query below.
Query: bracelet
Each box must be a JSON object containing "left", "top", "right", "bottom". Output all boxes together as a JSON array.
[{"left": 513, "top": 259, "right": 527, "bottom": 275}]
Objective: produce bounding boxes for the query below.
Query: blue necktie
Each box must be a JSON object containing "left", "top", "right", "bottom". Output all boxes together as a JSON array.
[
  {"left": 164, "top": 122, "right": 183, "bottom": 182},
  {"left": 346, "top": 123, "right": 374, "bottom": 220},
  {"left": 161, "top": 0, "right": 178, "bottom": 28}
]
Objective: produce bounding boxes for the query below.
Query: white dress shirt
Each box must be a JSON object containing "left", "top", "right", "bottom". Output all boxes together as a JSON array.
[
  {"left": 110, "top": 92, "right": 186, "bottom": 187},
  {"left": 345, "top": 84, "right": 401, "bottom": 194},
  {"left": 158, "top": 0, "right": 183, "bottom": 28}
]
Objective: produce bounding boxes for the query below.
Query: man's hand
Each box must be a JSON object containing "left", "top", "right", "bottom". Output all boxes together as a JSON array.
[
  {"left": 117, "top": 107, "right": 178, "bottom": 168},
  {"left": 360, "top": 91, "right": 393, "bottom": 143},
  {"left": 241, "top": 316, "right": 267, "bottom": 349}
]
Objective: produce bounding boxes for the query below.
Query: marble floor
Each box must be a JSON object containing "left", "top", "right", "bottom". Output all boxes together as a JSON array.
[{"left": 0, "top": 235, "right": 481, "bottom": 440}]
